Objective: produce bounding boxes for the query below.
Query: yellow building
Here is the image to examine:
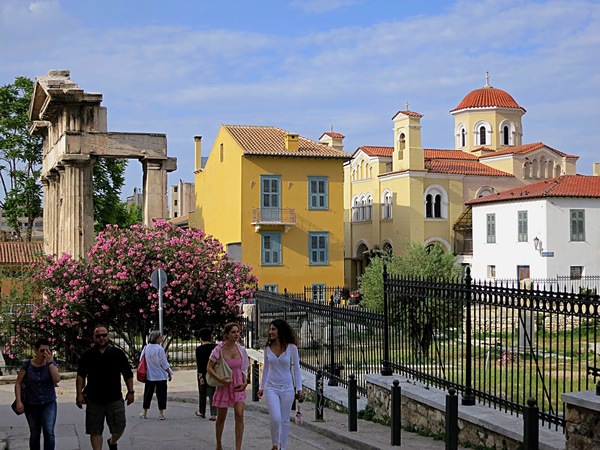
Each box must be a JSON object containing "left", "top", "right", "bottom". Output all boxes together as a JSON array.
[
  {"left": 190, "top": 125, "right": 349, "bottom": 296},
  {"left": 344, "top": 75, "right": 579, "bottom": 288}
]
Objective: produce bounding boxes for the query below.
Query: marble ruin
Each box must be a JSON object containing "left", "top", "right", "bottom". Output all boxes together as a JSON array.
[{"left": 29, "top": 70, "right": 177, "bottom": 259}]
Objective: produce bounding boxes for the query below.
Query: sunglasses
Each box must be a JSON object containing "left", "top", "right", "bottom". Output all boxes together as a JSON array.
[{"left": 95, "top": 333, "right": 108, "bottom": 338}]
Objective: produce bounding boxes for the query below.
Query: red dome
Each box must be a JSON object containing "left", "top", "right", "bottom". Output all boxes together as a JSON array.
[{"left": 451, "top": 86, "right": 525, "bottom": 112}]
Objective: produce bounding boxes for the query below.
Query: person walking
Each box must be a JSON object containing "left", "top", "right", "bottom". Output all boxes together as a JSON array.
[
  {"left": 195, "top": 328, "right": 217, "bottom": 420},
  {"left": 14, "top": 338, "right": 61, "bottom": 450},
  {"left": 76, "top": 325, "right": 134, "bottom": 450},
  {"left": 207, "top": 322, "right": 249, "bottom": 450},
  {"left": 258, "top": 319, "right": 304, "bottom": 450},
  {"left": 139, "top": 330, "right": 174, "bottom": 420}
]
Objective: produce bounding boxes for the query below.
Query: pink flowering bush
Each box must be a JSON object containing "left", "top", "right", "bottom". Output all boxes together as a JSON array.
[{"left": 13, "top": 220, "right": 256, "bottom": 364}]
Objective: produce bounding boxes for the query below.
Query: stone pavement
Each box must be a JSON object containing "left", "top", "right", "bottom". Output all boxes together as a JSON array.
[{"left": 1, "top": 368, "right": 464, "bottom": 449}]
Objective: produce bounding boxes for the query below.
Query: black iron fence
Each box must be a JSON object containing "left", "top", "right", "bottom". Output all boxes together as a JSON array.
[
  {"left": 385, "top": 268, "right": 600, "bottom": 430},
  {"left": 253, "top": 291, "right": 384, "bottom": 394}
]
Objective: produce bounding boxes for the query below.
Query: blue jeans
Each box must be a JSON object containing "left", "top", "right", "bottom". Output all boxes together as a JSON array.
[{"left": 24, "top": 400, "right": 57, "bottom": 450}]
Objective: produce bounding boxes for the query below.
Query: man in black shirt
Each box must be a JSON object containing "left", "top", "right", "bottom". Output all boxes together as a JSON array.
[
  {"left": 195, "top": 328, "right": 217, "bottom": 420},
  {"left": 76, "top": 325, "right": 134, "bottom": 450}
]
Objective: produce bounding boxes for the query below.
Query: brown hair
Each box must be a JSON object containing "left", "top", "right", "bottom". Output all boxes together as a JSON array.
[{"left": 222, "top": 322, "right": 241, "bottom": 340}]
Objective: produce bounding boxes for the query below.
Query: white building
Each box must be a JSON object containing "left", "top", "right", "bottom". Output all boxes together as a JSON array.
[
  {"left": 168, "top": 180, "right": 194, "bottom": 219},
  {"left": 468, "top": 173, "right": 600, "bottom": 281}
]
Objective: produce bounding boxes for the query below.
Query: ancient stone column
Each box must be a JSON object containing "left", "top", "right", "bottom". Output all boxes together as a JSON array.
[
  {"left": 142, "top": 160, "right": 168, "bottom": 227},
  {"left": 59, "top": 159, "right": 94, "bottom": 260}
]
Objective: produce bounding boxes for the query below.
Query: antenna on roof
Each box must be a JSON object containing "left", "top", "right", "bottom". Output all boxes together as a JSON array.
[
  {"left": 405, "top": 100, "right": 409, "bottom": 110},
  {"left": 330, "top": 124, "right": 334, "bottom": 132},
  {"left": 485, "top": 71, "right": 491, "bottom": 88}
]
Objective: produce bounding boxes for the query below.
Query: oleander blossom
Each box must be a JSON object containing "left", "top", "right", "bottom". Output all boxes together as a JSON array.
[{"left": 14, "top": 220, "right": 256, "bottom": 362}]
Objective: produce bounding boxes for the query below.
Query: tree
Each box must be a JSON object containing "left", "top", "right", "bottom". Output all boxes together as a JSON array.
[
  {"left": 0, "top": 76, "right": 43, "bottom": 240},
  {"left": 358, "top": 241, "right": 463, "bottom": 360},
  {"left": 11, "top": 220, "right": 256, "bottom": 365}
]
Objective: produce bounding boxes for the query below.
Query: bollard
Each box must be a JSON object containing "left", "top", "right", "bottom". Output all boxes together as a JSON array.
[
  {"left": 315, "top": 370, "right": 324, "bottom": 421},
  {"left": 252, "top": 360, "right": 259, "bottom": 402},
  {"left": 523, "top": 398, "right": 539, "bottom": 450},
  {"left": 391, "top": 379, "right": 401, "bottom": 446},
  {"left": 445, "top": 388, "right": 458, "bottom": 450},
  {"left": 348, "top": 374, "right": 357, "bottom": 431}
]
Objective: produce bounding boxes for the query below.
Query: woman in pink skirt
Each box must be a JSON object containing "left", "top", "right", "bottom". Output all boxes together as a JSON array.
[{"left": 207, "top": 322, "right": 249, "bottom": 450}]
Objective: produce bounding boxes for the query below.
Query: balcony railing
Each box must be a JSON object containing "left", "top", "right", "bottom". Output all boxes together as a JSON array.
[{"left": 251, "top": 208, "right": 296, "bottom": 232}]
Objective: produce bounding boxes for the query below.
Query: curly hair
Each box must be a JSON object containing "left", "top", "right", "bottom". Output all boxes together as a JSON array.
[{"left": 266, "top": 319, "right": 298, "bottom": 348}]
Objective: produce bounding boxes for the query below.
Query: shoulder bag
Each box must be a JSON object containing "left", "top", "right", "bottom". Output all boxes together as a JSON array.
[
  {"left": 206, "top": 346, "right": 232, "bottom": 387},
  {"left": 137, "top": 349, "right": 147, "bottom": 383},
  {"left": 11, "top": 360, "right": 29, "bottom": 415}
]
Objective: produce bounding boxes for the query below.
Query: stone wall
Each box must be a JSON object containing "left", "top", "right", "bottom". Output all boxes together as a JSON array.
[{"left": 563, "top": 391, "right": 600, "bottom": 449}]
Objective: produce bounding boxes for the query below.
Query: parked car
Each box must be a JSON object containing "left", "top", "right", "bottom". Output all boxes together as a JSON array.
[{"left": 349, "top": 290, "right": 362, "bottom": 305}]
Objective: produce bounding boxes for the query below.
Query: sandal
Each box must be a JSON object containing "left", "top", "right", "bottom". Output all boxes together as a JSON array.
[
  {"left": 139, "top": 413, "right": 147, "bottom": 419},
  {"left": 107, "top": 438, "right": 118, "bottom": 450},
  {"left": 195, "top": 411, "right": 205, "bottom": 418},
  {"left": 209, "top": 415, "right": 217, "bottom": 421},
  {"left": 159, "top": 414, "right": 165, "bottom": 420}
]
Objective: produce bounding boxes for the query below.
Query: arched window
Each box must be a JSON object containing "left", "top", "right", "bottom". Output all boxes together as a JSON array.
[
  {"left": 554, "top": 164, "right": 562, "bottom": 177},
  {"left": 523, "top": 162, "right": 531, "bottom": 179},
  {"left": 500, "top": 120, "right": 515, "bottom": 146},
  {"left": 424, "top": 185, "right": 448, "bottom": 219},
  {"left": 382, "top": 241, "right": 393, "bottom": 255},
  {"left": 474, "top": 121, "right": 491, "bottom": 146},
  {"left": 476, "top": 186, "right": 495, "bottom": 198},
  {"left": 382, "top": 190, "right": 393, "bottom": 219},
  {"left": 352, "top": 196, "right": 360, "bottom": 222},
  {"left": 434, "top": 194, "right": 442, "bottom": 217},
  {"left": 425, "top": 194, "right": 433, "bottom": 218},
  {"left": 503, "top": 126, "right": 509, "bottom": 145},
  {"left": 479, "top": 126, "right": 487, "bottom": 145},
  {"left": 398, "top": 132, "right": 405, "bottom": 159},
  {"left": 365, "top": 195, "right": 373, "bottom": 220},
  {"left": 456, "top": 124, "right": 466, "bottom": 148}
]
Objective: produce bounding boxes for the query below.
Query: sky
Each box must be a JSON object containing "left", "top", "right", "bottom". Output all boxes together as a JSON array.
[{"left": 1, "top": 0, "right": 599, "bottom": 198}]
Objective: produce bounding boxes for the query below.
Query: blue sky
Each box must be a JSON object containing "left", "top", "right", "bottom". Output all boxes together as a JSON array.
[{"left": 1, "top": 0, "right": 599, "bottom": 197}]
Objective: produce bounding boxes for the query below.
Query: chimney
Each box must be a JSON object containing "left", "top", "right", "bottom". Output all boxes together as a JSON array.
[
  {"left": 594, "top": 163, "right": 600, "bottom": 176},
  {"left": 285, "top": 133, "right": 299, "bottom": 152},
  {"left": 194, "top": 136, "right": 202, "bottom": 171}
]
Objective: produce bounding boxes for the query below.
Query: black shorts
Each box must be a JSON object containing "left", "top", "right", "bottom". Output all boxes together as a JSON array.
[{"left": 85, "top": 399, "right": 126, "bottom": 435}]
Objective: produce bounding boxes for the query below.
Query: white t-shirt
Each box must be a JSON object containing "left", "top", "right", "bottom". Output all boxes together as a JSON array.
[{"left": 141, "top": 343, "right": 173, "bottom": 381}]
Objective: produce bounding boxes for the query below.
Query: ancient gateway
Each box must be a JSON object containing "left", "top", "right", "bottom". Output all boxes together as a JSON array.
[{"left": 29, "top": 70, "right": 177, "bottom": 259}]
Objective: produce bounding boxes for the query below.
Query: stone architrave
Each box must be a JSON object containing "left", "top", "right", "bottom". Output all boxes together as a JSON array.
[{"left": 29, "top": 70, "right": 177, "bottom": 260}]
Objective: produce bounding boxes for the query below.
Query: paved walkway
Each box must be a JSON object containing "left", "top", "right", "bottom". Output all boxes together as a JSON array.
[{"left": 1, "top": 368, "right": 463, "bottom": 449}]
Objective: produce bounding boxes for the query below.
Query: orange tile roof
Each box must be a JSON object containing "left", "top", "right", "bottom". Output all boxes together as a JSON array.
[
  {"left": 451, "top": 86, "right": 525, "bottom": 112},
  {"left": 321, "top": 132, "right": 345, "bottom": 139},
  {"left": 391, "top": 110, "right": 423, "bottom": 119},
  {"left": 0, "top": 241, "right": 44, "bottom": 266},
  {"left": 224, "top": 125, "right": 350, "bottom": 159},
  {"left": 427, "top": 160, "right": 513, "bottom": 177},
  {"left": 424, "top": 149, "right": 478, "bottom": 160},
  {"left": 354, "top": 146, "right": 394, "bottom": 157},
  {"left": 466, "top": 175, "right": 600, "bottom": 205},
  {"left": 479, "top": 142, "right": 578, "bottom": 159}
]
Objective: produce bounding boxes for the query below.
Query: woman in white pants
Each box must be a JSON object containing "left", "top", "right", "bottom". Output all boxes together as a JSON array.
[{"left": 258, "top": 319, "right": 304, "bottom": 450}]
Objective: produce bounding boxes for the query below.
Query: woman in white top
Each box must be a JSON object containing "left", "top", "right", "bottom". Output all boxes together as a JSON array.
[
  {"left": 258, "top": 319, "right": 303, "bottom": 450},
  {"left": 140, "top": 330, "right": 174, "bottom": 420}
]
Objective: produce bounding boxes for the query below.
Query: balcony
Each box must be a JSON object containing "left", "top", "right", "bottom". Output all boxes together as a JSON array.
[{"left": 251, "top": 208, "right": 296, "bottom": 233}]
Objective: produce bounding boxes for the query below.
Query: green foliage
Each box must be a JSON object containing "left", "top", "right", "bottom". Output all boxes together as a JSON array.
[
  {"left": 0, "top": 76, "right": 43, "bottom": 240},
  {"left": 93, "top": 158, "right": 130, "bottom": 232},
  {"left": 359, "top": 241, "right": 462, "bottom": 311}
]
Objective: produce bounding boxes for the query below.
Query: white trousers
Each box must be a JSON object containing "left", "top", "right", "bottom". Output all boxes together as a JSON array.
[{"left": 264, "top": 383, "right": 295, "bottom": 450}]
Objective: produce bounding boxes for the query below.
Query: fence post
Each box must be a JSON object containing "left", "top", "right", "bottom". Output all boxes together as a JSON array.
[
  {"left": 391, "top": 379, "right": 401, "bottom": 446},
  {"left": 253, "top": 288, "right": 260, "bottom": 349},
  {"left": 348, "top": 374, "right": 357, "bottom": 431},
  {"left": 523, "top": 398, "right": 539, "bottom": 450},
  {"left": 315, "top": 370, "right": 324, "bottom": 421},
  {"left": 462, "top": 267, "right": 475, "bottom": 405},
  {"left": 381, "top": 264, "right": 393, "bottom": 376},
  {"left": 328, "top": 296, "right": 338, "bottom": 386},
  {"left": 446, "top": 387, "right": 458, "bottom": 450},
  {"left": 252, "top": 360, "right": 259, "bottom": 402}
]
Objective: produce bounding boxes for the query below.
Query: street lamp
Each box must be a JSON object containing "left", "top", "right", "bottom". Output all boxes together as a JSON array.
[{"left": 533, "top": 236, "right": 543, "bottom": 254}]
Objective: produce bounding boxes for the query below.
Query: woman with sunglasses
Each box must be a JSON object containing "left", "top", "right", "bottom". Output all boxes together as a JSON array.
[{"left": 14, "top": 338, "right": 61, "bottom": 450}]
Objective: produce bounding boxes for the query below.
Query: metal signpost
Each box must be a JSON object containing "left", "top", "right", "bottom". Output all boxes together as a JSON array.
[{"left": 151, "top": 268, "right": 168, "bottom": 336}]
